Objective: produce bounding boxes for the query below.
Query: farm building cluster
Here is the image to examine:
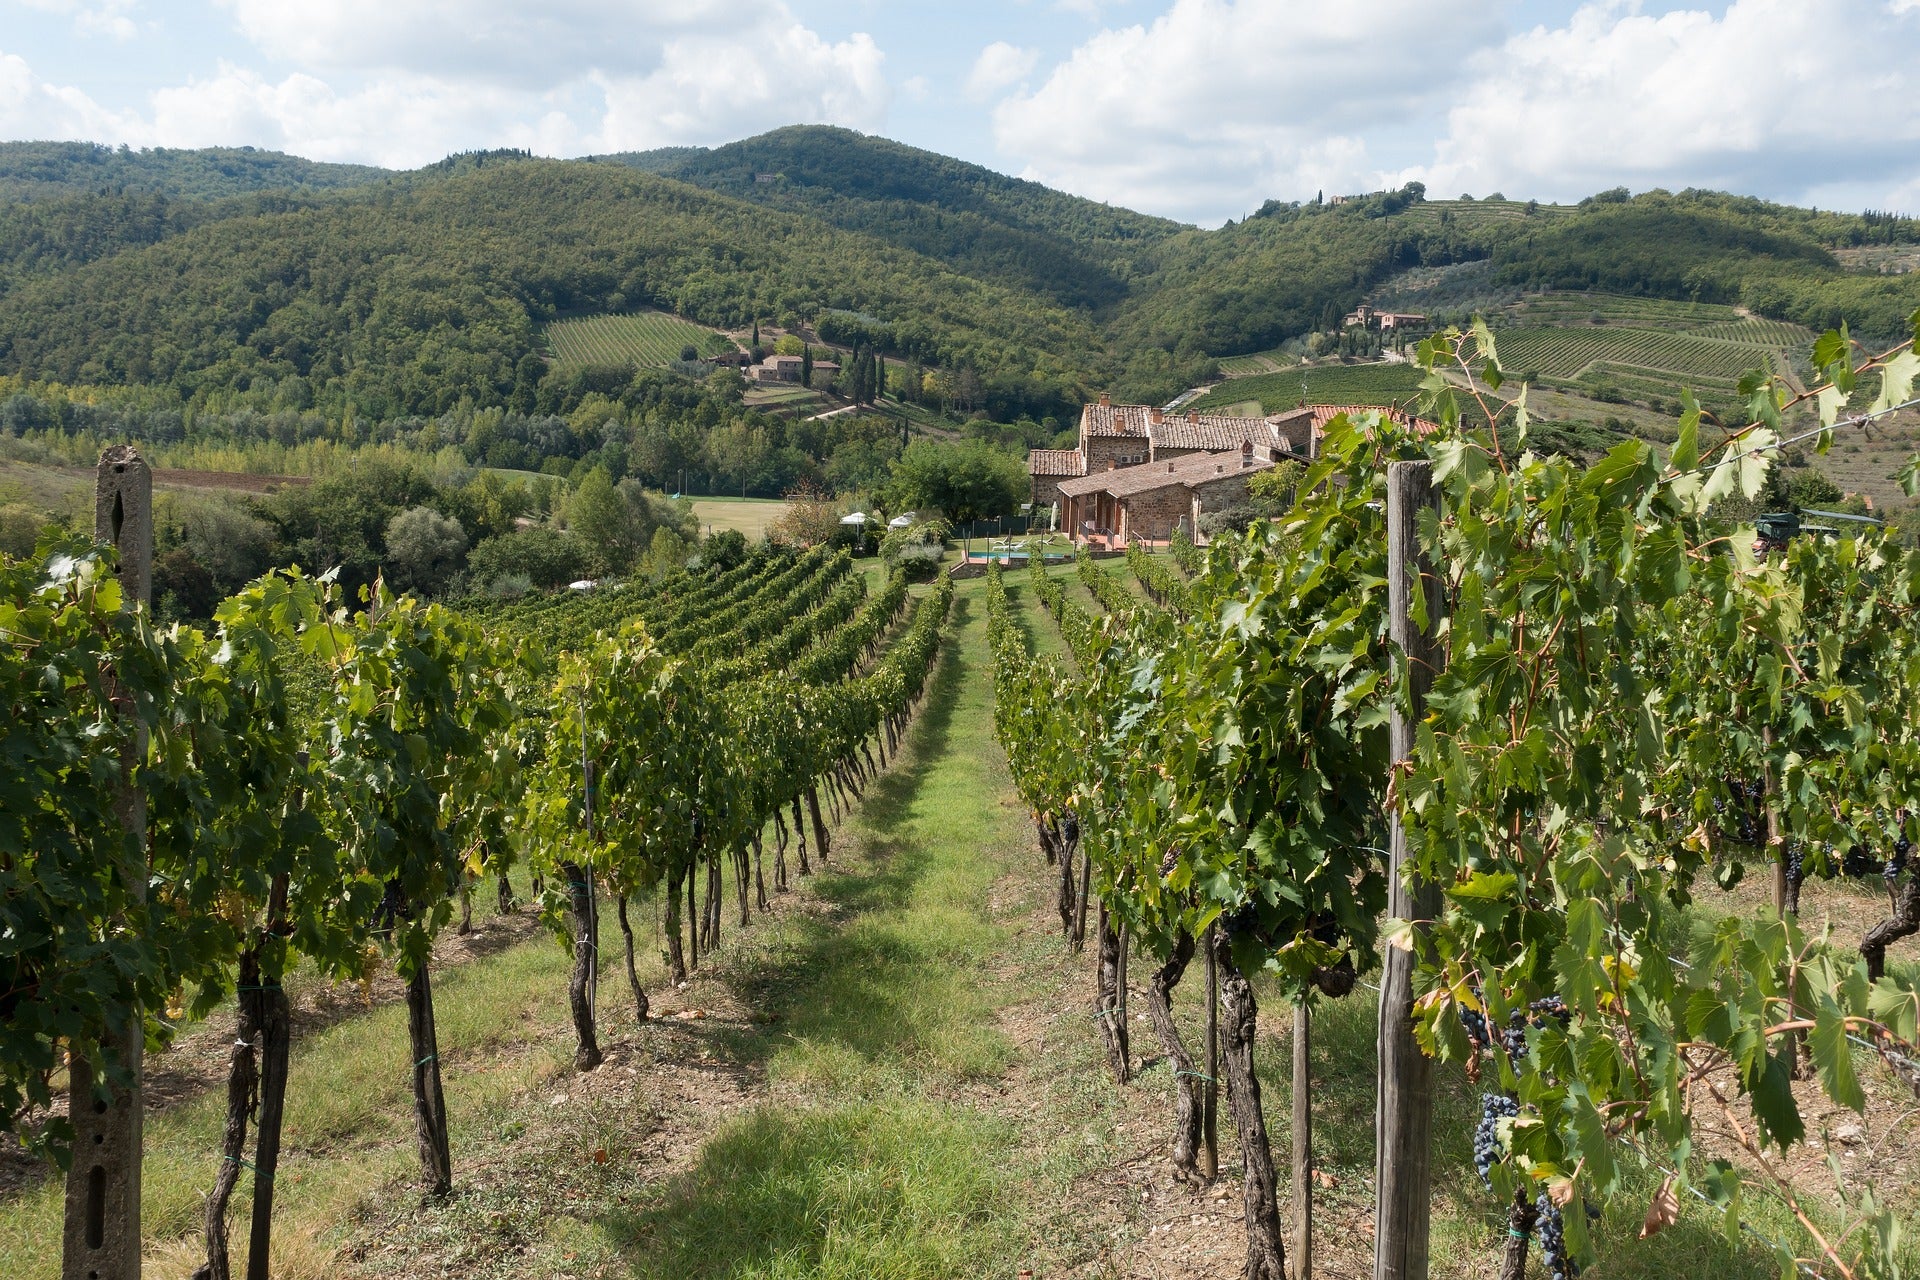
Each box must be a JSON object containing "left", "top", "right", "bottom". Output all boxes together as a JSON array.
[{"left": 1030, "top": 394, "right": 1436, "bottom": 546}]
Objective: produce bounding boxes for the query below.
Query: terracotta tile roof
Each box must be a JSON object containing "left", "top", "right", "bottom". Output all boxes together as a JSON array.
[
  {"left": 1081, "top": 401, "right": 1154, "bottom": 438},
  {"left": 1149, "top": 413, "right": 1275, "bottom": 452},
  {"left": 1028, "top": 448, "right": 1085, "bottom": 477},
  {"left": 1058, "top": 449, "right": 1272, "bottom": 500}
]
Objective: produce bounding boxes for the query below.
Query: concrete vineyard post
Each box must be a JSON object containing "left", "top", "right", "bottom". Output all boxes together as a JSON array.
[
  {"left": 1374, "top": 459, "right": 1444, "bottom": 1280},
  {"left": 65, "top": 446, "right": 152, "bottom": 1280}
]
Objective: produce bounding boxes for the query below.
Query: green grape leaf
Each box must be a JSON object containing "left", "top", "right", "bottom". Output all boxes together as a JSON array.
[{"left": 1809, "top": 994, "right": 1865, "bottom": 1113}]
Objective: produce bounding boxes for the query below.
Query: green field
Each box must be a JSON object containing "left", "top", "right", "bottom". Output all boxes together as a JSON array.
[
  {"left": 742, "top": 383, "right": 830, "bottom": 417},
  {"left": 1188, "top": 361, "right": 1424, "bottom": 414},
  {"left": 688, "top": 496, "right": 791, "bottom": 541},
  {"left": 545, "top": 311, "right": 738, "bottom": 368}
]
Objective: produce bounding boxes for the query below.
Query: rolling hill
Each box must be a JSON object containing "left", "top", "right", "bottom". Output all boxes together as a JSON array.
[
  {"left": 0, "top": 141, "right": 388, "bottom": 202},
  {"left": 593, "top": 126, "right": 1181, "bottom": 311},
  {"left": 0, "top": 126, "right": 1917, "bottom": 445}
]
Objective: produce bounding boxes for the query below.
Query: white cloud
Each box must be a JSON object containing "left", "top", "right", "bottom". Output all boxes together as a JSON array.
[
  {"left": 965, "top": 41, "right": 1038, "bottom": 102},
  {"left": 1403, "top": 0, "right": 1920, "bottom": 208},
  {"left": 16, "top": 0, "right": 139, "bottom": 40},
  {"left": 989, "top": 0, "right": 1500, "bottom": 224},
  {"left": 215, "top": 0, "right": 736, "bottom": 86},
  {"left": 0, "top": 46, "right": 145, "bottom": 141},
  {"left": 0, "top": 2, "right": 890, "bottom": 167}
]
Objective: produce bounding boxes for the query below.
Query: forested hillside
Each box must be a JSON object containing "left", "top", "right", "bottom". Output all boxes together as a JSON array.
[
  {"left": 600, "top": 126, "right": 1181, "bottom": 311},
  {"left": 0, "top": 156, "right": 1109, "bottom": 421},
  {"left": 0, "top": 129, "right": 1917, "bottom": 429},
  {"left": 0, "top": 141, "right": 387, "bottom": 202}
]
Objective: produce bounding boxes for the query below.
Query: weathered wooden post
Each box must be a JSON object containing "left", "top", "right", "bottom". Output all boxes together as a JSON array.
[
  {"left": 65, "top": 445, "right": 152, "bottom": 1280},
  {"left": 1374, "top": 459, "right": 1444, "bottom": 1280},
  {"left": 1293, "top": 1000, "right": 1312, "bottom": 1277}
]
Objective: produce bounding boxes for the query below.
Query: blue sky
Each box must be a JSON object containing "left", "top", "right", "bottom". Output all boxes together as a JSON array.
[{"left": 4, "top": 0, "right": 1918, "bottom": 225}]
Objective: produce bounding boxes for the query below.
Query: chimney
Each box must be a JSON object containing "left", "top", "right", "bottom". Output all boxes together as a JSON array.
[
  {"left": 1149, "top": 407, "right": 1163, "bottom": 424},
  {"left": 1241, "top": 440, "right": 1254, "bottom": 467},
  {"left": 1098, "top": 392, "right": 1111, "bottom": 407},
  {"left": 1167, "top": 461, "right": 1175, "bottom": 472},
  {"left": 1187, "top": 411, "right": 1198, "bottom": 424},
  {"left": 1215, "top": 463, "right": 1223, "bottom": 474}
]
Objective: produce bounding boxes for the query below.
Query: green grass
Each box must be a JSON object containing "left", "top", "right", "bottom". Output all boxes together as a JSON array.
[
  {"left": 1188, "top": 361, "right": 1424, "bottom": 415},
  {"left": 687, "top": 497, "right": 791, "bottom": 541},
  {"left": 545, "top": 312, "right": 737, "bottom": 368}
]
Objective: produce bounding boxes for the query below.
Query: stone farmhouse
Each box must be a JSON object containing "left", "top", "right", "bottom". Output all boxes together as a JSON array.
[
  {"left": 748, "top": 353, "right": 839, "bottom": 384},
  {"left": 1031, "top": 394, "right": 1436, "bottom": 545},
  {"left": 1342, "top": 304, "right": 1427, "bottom": 330}
]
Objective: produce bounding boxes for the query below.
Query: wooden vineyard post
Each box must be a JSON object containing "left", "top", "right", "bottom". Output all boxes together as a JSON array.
[
  {"left": 1374, "top": 460, "right": 1445, "bottom": 1280},
  {"left": 1293, "top": 1000, "right": 1312, "bottom": 1278},
  {"left": 1202, "top": 921, "right": 1219, "bottom": 1180},
  {"left": 65, "top": 445, "right": 152, "bottom": 1280}
]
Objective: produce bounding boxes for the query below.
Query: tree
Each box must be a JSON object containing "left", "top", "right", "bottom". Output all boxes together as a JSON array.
[
  {"left": 383, "top": 506, "right": 467, "bottom": 596},
  {"left": 466, "top": 526, "right": 585, "bottom": 591},
  {"left": 882, "top": 439, "right": 1027, "bottom": 528},
  {"left": 565, "top": 467, "right": 638, "bottom": 576},
  {"left": 770, "top": 484, "right": 845, "bottom": 547}
]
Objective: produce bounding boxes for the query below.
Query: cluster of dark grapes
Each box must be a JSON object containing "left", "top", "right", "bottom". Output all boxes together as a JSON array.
[
  {"left": 1458, "top": 1005, "right": 1488, "bottom": 1052},
  {"left": 1500, "top": 1011, "right": 1530, "bottom": 1070},
  {"left": 1714, "top": 777, "right": 1765, "bottom": 845},
  {"left": 1535, "top": 1195, "right": 1580, "bottom": 1279},
  {"left": 1889, "top": 834, "right": 1911, "bottom": 882},
  {"left": 1457, "top": 995, "right": 1568, "bottom": 1072},
  {"left": 1472, "top": 1093, "right": 1518, "bottom": 1187},
  {"left": 1841, "top": 843, "right": 1875, "bottom": 878}
]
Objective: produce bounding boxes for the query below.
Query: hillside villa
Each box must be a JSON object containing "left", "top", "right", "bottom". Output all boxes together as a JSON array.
[
  {"left": 1031, "top": 394, "right": 1437, "bottom": 546},
  {"left": 1342, "top": 304, "right": 1427, "bottom": 330}
]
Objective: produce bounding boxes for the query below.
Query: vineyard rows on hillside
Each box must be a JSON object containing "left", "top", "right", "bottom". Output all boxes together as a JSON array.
[
  {"left": 1495, "top": 324, "right": 1784, "bottom": 383},
  {"left": 545, "top": 311, "right": 738, "bottom": 368}
]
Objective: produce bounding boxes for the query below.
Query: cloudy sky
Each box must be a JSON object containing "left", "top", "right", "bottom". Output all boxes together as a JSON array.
[{"left": 3, "top": 0, "right": 1917, "bottom": 226}]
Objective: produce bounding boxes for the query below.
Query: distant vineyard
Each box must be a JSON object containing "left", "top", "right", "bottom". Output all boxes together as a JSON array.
[
  {"left": 1217, "top": 348, "right": 1295, "bottom": 377},
  {"left": 1494, "top": 325, "right": 1786, "bottom": 390},
  {"left": 1189, "top": 361, "right": 1423, "bottom": 414},
  {"left": 1502, "top": 290, "right": 1742, "bottom": 328},
  {"left": 1687, "top": 316, "right": 1817, "bottom": 345},
  {"left": 546, "top": 312, "right": 738, "bottom": 368}
]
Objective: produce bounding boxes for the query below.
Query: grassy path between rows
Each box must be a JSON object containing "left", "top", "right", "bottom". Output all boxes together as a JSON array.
[{"left": 0, "top": 577, "right": 1114, "bottom": 1280}]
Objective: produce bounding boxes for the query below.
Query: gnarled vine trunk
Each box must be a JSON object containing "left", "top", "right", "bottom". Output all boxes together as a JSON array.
[
  {"left": 406, "top": 966, "right": 453, "bottom": 1196},
  {"left": 617, "top": 894, "right": 649, "bottom": 1023},
  {"left": 245, "top": 875, "right": 291, "bottom": 1280},
  {"left": 792, "top": 798, "right": 811, "bottom": 875},
  {"left": 1499, "top": 1188, "right": 1538, "bottom": 1280},
  {"left": 195, "top": 952, "right": 261, "bottom": 1280},
  {"left": 1862, "top": 872, "right": 1920, "bottom": 980},
  {"left": 806, "top": 785, "right": 831, "bottom": 864},
  {"left": 560, "top": 861, "right": 601, "bottom": 1070},
  {"left": 665, "top": 863, "right": 687, "bottom": 983},
  {"left": 1096, "top": 904, "right": 1130, "bottom": 1082},
  {"left": 1213, "top": 927, "right": 1286, "bottom": 1280},
  {"left": 1144, "top": 930, "right": 1203, "bottom": 1182}
]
